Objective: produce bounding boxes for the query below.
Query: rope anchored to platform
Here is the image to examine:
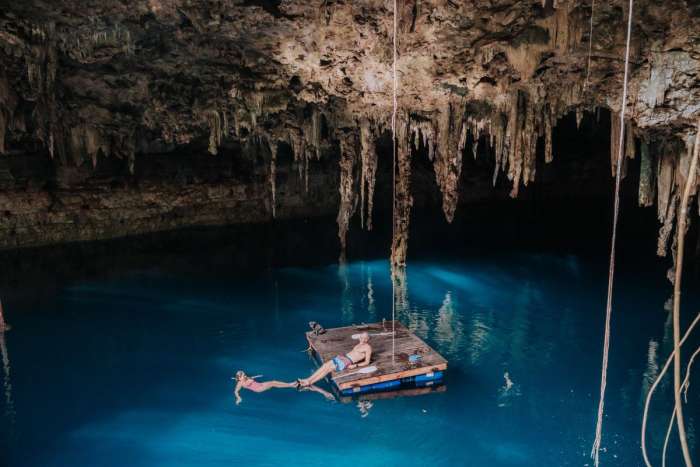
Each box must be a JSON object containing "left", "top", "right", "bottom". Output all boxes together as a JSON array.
[
  {"left": 391, "top": 0, "right": 399, "bottom": 365},
  {"left": 590, "top": 0, "right": 633, "bottom": 465}
]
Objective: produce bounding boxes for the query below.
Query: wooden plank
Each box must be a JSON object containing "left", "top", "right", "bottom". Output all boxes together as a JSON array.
[{"left": 306, "top": 321, "right": 448, "bottom": 391}]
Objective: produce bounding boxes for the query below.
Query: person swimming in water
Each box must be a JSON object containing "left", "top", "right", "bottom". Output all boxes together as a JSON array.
[
  {"left": 233, "top": 371, "right": 296, "bottom": 405},
  {"left": 298, "top": 332, "right": 372, "bottom": 387}
]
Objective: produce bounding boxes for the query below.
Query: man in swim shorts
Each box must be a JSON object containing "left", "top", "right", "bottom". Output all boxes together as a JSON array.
[{"left": 298, "top": 332, "right": 372, "bottom": 387}]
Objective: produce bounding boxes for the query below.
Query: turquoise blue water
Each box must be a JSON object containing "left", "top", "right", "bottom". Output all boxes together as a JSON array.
[{"left": 0, "top": 249, "right": 698, "bottom": 466}]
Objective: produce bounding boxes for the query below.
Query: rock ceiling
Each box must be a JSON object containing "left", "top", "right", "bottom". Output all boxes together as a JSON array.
[{"left": 0, "top": 0, "right": 699, "bottom": 259}]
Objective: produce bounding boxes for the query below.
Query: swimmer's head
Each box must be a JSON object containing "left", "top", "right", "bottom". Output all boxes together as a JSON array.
[
  {"left": 358, "top": 332, "right": 370, "bottom": 343},
  {"left": 235, "top": 370, "right": 245, "bottom": 381}
]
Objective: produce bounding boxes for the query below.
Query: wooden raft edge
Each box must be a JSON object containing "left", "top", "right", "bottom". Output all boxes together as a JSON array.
[{"left": 336, "top": 363, "right": 447, "bottom": 390}]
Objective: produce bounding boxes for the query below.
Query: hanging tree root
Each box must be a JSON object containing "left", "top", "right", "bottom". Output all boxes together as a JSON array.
[
  {"left": 661, "top": 406, "right": 675, "bottom": 467},
  {"left": 662, "top": 345, "right": 700, "bottom": 467},
  {"left": 642, "top": 310, "right": 700, "bottom": 466},
  {"left": 669, "top": 118, "right": 700, "bottom": 467},
  {"left": 654, "top": 118, "right": 700, "bottom": 467},
  {"left": 682, "top": 345, "right": 700, "bottom": 402}
]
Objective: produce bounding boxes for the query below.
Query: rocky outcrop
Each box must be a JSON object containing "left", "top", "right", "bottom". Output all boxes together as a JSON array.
[{"left": 0, "top": 0, "right": 698, "bottom": 257}]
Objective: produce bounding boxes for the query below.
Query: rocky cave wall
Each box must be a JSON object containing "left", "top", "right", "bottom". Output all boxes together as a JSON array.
[{"left": 0, "top": 0, "right": 699, "bottom": 260}]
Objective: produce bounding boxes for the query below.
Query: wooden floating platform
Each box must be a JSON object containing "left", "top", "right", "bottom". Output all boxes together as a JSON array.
[{"left": 306, "top": 321, "right": 448, "bottom": 396}]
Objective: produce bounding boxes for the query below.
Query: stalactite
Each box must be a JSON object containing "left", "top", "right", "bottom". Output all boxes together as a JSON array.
[
  {"left": 207, "top": 110, "right": 224, "bottom": 155},
  {"left": 638, "top": 141, "right": 655, "bottom": 207},
  {"left": 625, "top": 121, "right": 635, "bottom": 160},
  {"left": 359, "top": 118, "right": 377, "bottom": 231},
  {"left": 432, "top": 100, "right": 467, "bottom": 222},
  {"left": 0, "top": 111, "right": 6, "bottom": 156},
  {"left": 656, "top": 144, "right": 680, "bottom": 258},
  {"left": 288, "top": 128, "right": 306, "bottom": 186},
  {"left": 269, "top": 139, "right": 277, "bottom": 219},
  {"left": 491, "top": 113, "right": 506, "bottom": 186},
  {"left": 521, "top": 102, "right": 538, "bottom": 186},
  {"left": 657, "top": 150, "right": 676, "bottom": 224},
  {"left": 391, "top": 112, "right": 412, "bottom": 271},
  {"left": 506, "top": 92, "right": 523, "bottom": 196},
  {"left": 249, "top": 92, "right": 265, "bottom": 128},
  {"left": 575, "top": 107, "right": 583, "bottom": 129},
  {"left": 337, "top": 131, "right": 358, "bottom": 263},
  {"left": 310, "top": 108, "right": 322, "bottom": 159},
  {"left": 85, "top": 126, "right": 102, "bottom": 168},
  {"left": 544, "top": 106, "right": 553, "bottom": 164},
  {"left": 410, "top": 120, "right": 435, "bottom": 160},
  {"left": 658, "top": 194, "right": 678, "bottom": 257},
  {"left": 610, "top": 111, "right": 622, "bottom": 176},
  {"left": 503, "top": 91, "right": 538, "bottom": 197}
]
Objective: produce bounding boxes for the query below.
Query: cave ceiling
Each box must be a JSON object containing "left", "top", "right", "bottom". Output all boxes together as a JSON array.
[{"left": 0, "top": 0, "right": 699, "bottom": 257}]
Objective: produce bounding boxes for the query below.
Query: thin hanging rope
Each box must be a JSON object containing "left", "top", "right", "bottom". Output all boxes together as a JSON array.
[
  {"left": 391, "top": 0, "right": 398, "bottom": 365},
  {"left": 590, "top": 0, "right": 633, "bottom": 465},
  {"left": 584, "top": 0, "right": 595, "bottom": 90}
]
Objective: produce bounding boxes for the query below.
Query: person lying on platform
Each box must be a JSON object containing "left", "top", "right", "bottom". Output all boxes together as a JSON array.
[
  {"left": 298, "top": 332, "right": 372, "bottom": 387},
  {"left": 233, "top": 370, "right": 296, "bottom": 405}
]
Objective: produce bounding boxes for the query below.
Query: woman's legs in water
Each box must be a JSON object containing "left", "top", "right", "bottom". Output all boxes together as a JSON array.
[{"left": 258, "top": 381, "right": 296, "bottom": 391}]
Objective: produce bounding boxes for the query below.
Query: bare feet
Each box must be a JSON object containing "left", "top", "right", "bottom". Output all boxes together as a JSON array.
[{"left": 297, "top": 378, "right": 311, "bottom": 388}]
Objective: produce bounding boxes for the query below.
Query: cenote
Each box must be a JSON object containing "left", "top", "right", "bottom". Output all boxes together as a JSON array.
[
  {"left": 1, "top": 198, "right": 699, "bottom": 466},
  {"left": 2, "top": 1, "right": 700, "bottom": 466}
]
